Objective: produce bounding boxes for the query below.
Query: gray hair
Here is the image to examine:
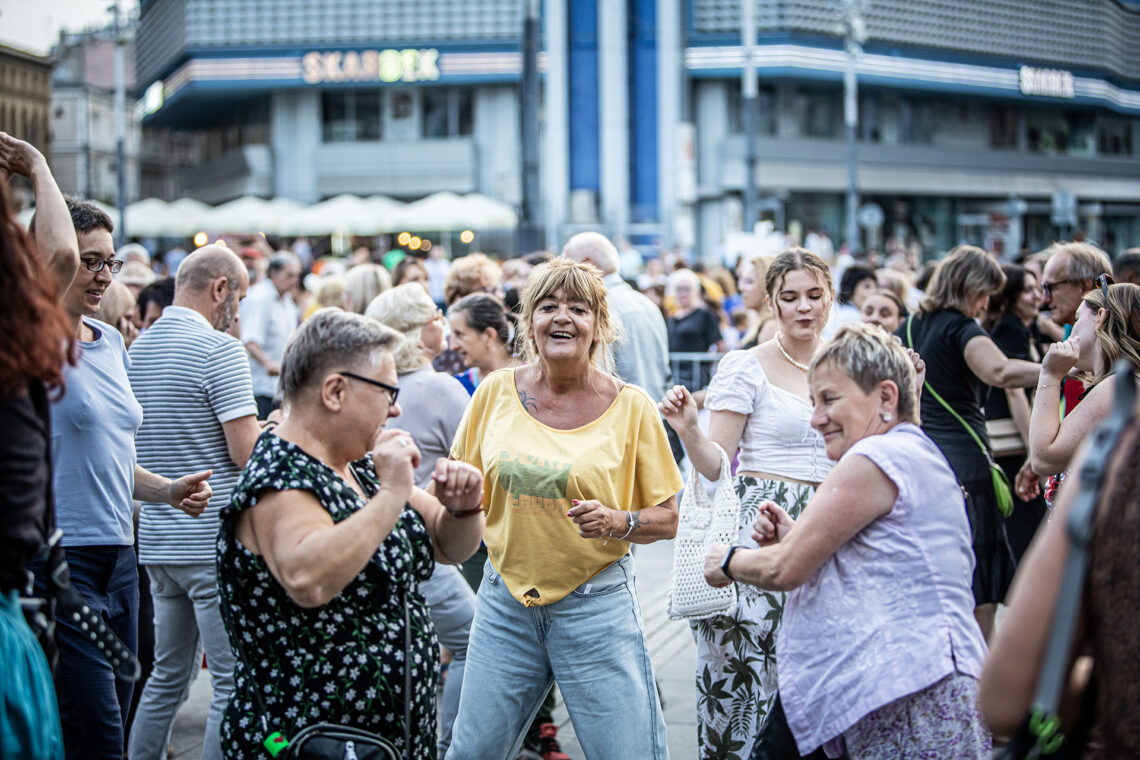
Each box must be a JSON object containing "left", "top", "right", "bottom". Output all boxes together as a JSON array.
[
  {"left": 561, "top": 231, "right": 620, "bottom": 275},
  {"left": 364, "top": 283, "right": 439, "bottom": 373},
  {"left": 809, "top": 322, "right": 918, "bottom": 423},
  {"left": 1042, "top": 241, "right": 1113, "bottom": 282},
  {"left": 280, "top": 308, "right": 401, "bottom": 401}
]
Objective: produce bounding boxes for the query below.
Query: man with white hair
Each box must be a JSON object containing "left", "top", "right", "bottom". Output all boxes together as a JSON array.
[{"left": 562, "top": 232, "right": 670, "bottom": 401}]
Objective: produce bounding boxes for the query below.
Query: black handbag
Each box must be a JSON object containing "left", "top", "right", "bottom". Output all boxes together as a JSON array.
[{"left": 750, "top": 694, "right": 844, "bottom": 760}]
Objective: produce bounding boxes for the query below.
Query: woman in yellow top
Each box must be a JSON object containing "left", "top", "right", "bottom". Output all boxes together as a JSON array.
[{"left": 446, "top": 258, "right": 683, "bottom": 760}]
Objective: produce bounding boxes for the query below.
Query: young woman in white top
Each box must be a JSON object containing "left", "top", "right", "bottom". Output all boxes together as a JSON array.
[{"left": 660, "top": 247, "right": 834, "bottom": 760}]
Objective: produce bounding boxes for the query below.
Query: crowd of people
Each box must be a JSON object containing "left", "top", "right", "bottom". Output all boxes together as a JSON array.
[{"left": 3, "top": 126, "right": 1140, "bottom": 760}]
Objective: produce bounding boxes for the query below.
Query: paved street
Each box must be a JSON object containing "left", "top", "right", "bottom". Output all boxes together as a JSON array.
[{"left": 168, "top": 539, "right": 699, "bottom": 759}]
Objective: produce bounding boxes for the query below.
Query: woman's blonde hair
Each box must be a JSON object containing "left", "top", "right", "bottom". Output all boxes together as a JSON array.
[
  {"left": 518, "top": 258, "right": 615, "bottom": 370},
  {"left": 920, "top": 245, "right": 1005, "bottom": 316},
  {"left": 95, "top": 280, "right": 136, "bottom": 334},
  {"left": 741, "top": 256, "right": 774, "bottom": 346},
  {"left": 313, "top": 275, "right": 346, "bottom": 310},
  {"left": 810, "top": 322, "right": 918, "bottom": 423},
  {"left": 364, "top": 282, "right": 440, "bottom": 373},
  {"left": 1081, "top": 283, "right": 1140, "bottom": 386},
  {"left": 445, "top": 252, "right": 501, "bottom": 305},
  {"left": 344, "top": 263, "right": 391, "bottom": 314}
]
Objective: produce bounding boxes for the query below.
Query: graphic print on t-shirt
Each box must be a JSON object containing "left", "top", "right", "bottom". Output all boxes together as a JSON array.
[{"left": 496, "top": 451, "right": 571, "bottom": 516}]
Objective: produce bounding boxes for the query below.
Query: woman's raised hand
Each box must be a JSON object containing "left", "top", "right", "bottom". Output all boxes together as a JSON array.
[
  {"left": 904, "top": 348, "right": 927, "bottom": 390},
  {"left": 372, "top": 429, "right": 420, "bottom": 502},
  {"left": 658, "top": 384, "right": 699, "bottom": 435},
  {"left": 1041, "top": 337, "right": 1080, "bottom": 379},
  {"left": 750, "top": 500, "right": 794, "bottom": 546}
]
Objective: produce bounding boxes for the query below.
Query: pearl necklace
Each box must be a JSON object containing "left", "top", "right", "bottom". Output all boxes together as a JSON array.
[{"left": 776, "top": 336, "right": 811, "bottom": 372}]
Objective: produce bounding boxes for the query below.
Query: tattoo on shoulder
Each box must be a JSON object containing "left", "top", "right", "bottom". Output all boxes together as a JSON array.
[
  {"left": 630, "top": 512, "right": 648, "bottom": 530},
  {"left": 518, "top": 390, "right": 539, "bottom": 413}
]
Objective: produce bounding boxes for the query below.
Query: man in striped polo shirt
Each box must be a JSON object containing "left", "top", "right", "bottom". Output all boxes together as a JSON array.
[{"left": 126, "top": 245, "right": 261, "bottom": 760}]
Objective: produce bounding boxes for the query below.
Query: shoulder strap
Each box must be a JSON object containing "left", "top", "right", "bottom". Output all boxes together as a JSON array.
[{"left": 906, "top": 314, "right": 990, "bottom": 459}]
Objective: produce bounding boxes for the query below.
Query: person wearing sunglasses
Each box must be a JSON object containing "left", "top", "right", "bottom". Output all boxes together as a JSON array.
[
  {"left": 1024, "top": 281, "right": 1140, "bottom": 503},
  {"left": 1038, "top": 242, "right": 1113, "bottom": 330},
  {"left": 217, "top": 308, "right": 484, "bottom": 760}
]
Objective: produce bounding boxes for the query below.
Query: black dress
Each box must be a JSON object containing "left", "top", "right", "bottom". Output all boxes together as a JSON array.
[
  {"left": 667, "top": 308, "right": 722, "bottom": 391},
  {"left": 900, "top": 309, "right": 1015, "bottom": 605},
  {"left": 984, "top": 314, "right": 1048, "bottom": 565},
  {"left": 217, "top": 432, "right": 439, "bottom": 760}
]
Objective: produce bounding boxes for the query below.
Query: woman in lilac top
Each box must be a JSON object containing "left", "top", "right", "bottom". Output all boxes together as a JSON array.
[{"left": 705, "top": 323, "right": 991, "bottom": 758}]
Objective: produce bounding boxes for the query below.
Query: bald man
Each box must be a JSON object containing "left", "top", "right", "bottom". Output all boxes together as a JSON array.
[
  {"left": 563, "top": 232, "right": 671, "bottom": 402},
  {"left": 126, "top": 245, "right": 260, "bottom": 760}
]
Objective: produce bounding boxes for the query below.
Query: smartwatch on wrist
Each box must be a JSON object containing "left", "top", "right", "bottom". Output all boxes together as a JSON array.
[{"left": 720, "top": 545, "right": 745, "bottom": 582}]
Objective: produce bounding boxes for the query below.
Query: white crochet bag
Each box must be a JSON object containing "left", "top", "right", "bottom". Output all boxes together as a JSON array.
[{"left": 667, "top": 442, "right": 739, "bottom": 620}]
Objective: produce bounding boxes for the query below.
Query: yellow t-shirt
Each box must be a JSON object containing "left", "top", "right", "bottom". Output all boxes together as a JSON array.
[{"left": 450, "top": 368, "right": 683, "bottom": 606}]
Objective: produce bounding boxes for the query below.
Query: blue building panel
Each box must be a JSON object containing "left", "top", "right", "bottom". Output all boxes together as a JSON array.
[
  {"left": 568, "top": 0, "right": 600, "bottom": 193},
  {"left": 629, "top": 0, "right": 658, "bottom": 224}
]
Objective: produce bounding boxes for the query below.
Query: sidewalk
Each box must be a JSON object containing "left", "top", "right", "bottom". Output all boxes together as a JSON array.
[{"left": 169, "top": 539, "right": 698, "bottom": 759}]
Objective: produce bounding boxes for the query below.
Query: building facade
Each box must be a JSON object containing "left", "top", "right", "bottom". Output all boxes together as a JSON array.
[
  {"left": 0, "top": 44, "right": 52, "bottom": 209},
  {"left": 49, "top": 30, "right": 143, "bottom": 205},
  {"left": 134, "top": 0, "right": 1140, "bottom": 256}
]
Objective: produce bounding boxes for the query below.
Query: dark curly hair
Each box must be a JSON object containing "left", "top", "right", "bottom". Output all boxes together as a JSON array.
[{"left": 0, "top": 182, "right": 76, "bottom": 394}]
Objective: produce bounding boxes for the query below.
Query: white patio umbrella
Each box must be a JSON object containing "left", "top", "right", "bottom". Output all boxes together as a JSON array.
[
  {"left": 203, "top": 196, "right": 304, "bottom": 235},
  {"left": 280, "top": 194, "right": 402, "bottom": 236},
  {"left": 386, "top": 192, "right": 517, "bottom": 232}
]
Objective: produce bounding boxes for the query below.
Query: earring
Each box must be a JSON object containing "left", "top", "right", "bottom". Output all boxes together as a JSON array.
[{"left": 880, "top": 411, "right": 893, "bottom": 422}]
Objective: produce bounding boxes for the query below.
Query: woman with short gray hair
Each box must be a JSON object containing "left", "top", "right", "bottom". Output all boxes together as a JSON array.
[
  {"left": 217, "top": 308, "right": 485, "bottom": 759},
  {"left": 705, "top": 323, "right": 990, "bottom": 758}
]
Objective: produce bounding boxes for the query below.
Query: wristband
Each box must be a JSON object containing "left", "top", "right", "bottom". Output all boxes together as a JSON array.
[
  {"left": 447, "top": 507, "right": 484, "bottom": 519},
  {"left": 720, "top": 545, "right": 746, "bottom": 582},
  {"left": 617, "top": 511, "right": 635, "bottom": 541}
]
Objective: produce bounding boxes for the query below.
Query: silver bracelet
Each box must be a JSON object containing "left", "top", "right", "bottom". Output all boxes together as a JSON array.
[{"left": 617, "top": 511, "right": 635, "bottom": 541}]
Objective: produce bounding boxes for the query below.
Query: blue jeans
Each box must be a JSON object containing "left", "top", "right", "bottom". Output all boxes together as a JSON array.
[
  {"left": 421, "top": 563, "right": 476, "bottom": 760},
  {"left": 446, "top": 555, "right": 668, "bottom": 760},
  {"left": 31, "top": 545, "right": 139, "bottom": 760}
]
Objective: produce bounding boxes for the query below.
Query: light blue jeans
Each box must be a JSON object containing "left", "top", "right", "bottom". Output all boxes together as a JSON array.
[
  {"left": 445, "top": 555, "right": 668, "bottom": 760},
  {"left": 128, "top": 563, "right": 234, "bottom": 760},
  {"left": 421, "top": 563, "right": 476, "bottom": 759}
]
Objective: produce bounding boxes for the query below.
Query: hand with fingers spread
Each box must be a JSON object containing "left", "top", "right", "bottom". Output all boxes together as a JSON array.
[
  {"left": 432, "top": 458, "right": 484, "bottom": 518},
  {"left": 168, "top": 469, "right": 213, "bottom": 517},
  {"left": 750, "top": 500, "right": 795, "bottom": 546},
  {"left": 658, "top": 384, "right": 699, "bottom": 436},
  {"left": 567, "top": 498, "right": 621, "bottom": 541}
]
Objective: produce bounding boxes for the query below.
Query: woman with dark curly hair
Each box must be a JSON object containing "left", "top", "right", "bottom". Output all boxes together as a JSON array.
[{"left": 0, "top": 131, "right": 78, "bottom": 760}]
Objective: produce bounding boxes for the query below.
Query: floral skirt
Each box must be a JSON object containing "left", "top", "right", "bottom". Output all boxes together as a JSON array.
[{"left": 690, "top": 475, "right": 815, "bottom": 760}]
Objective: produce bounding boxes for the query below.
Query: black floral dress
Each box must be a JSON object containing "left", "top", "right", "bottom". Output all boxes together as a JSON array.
[{"left": 217, "top": 432, "right": 439, "bottom": 759}]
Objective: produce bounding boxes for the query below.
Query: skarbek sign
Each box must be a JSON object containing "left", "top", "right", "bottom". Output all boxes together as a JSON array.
[
  {"left": 1018, "top": 66, "right": 1075, "bottom": 99},
  {"left": 302, "top": 49, "right": 440, "bottom": 84}
]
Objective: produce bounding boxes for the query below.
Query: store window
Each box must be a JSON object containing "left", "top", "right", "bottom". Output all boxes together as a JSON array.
[
  {"left": 421, "top": 87, "right": 473, "bottom": 139},
  {"left": 1026, "top": 109, "right": 1095, "bottom": 155},
  {"left": 1098, "top": 117, "right": 1133, "bottom": 156},
  {"left": 899, "top": 97, "right": 933, "bottom": 145},
  {"left": 989, "top": 106, "right": 1018, "bottom": 149},
  {"left": 725, "top": 84, "right": 775, "bottom": 136},
  {"left": 803, "top": 88, "right": 841, "bottom": 139},
  {"left": 321, "top": 90, "right": 383, "bottom": 143}
]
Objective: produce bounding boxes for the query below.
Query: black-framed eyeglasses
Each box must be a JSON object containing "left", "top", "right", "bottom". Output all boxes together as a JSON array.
[
  {"left": 1096, "top": 273, "right": 1114, "bottom": 299},
  {"left": 82, "top": 257, "right": 123, "bottom": 274},
  {"left": 338, "top": 371, "right": 399, "bottom": 404}
]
